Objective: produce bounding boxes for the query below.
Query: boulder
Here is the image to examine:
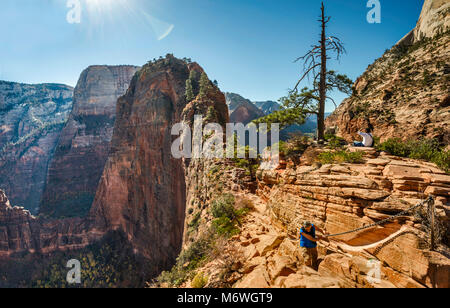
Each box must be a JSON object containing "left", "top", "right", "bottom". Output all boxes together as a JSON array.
[{"left": 234, "top": 265, "right": 270, "bottom": 288}]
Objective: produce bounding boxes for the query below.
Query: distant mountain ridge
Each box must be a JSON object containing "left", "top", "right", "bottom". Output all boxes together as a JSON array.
[{"left": 225, "top": 92, "right": 330, "bottom": 138}]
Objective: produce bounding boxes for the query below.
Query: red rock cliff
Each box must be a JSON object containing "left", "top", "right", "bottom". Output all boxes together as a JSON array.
[
  {"left": 40, "top": 65, "right": 139, "bottom": 218},
  {"left": 91, "top": 55, "right": 228, "bottom": 272}
]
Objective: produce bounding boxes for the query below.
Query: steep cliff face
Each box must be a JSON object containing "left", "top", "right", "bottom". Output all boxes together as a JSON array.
[
  {"left": 0, "top": 189, "right": 97, "bottom": 258},
  {"left": 40, "top": 65, "right": 139, "bottom": 219},
  {"left": 0, "top": 81, "right": 73, "bottom": 214},
  {"left": 414, "top": 0, "right": 450, "bottom": 42},
  {"left": 90, "top": 56, "right": 228, "bottom": 273},
  {"left": 0, "top": 56, "right": 230, "bottom": 282},
  {"left": 326, "top": 1, "right": 449, "bottom": 143}
]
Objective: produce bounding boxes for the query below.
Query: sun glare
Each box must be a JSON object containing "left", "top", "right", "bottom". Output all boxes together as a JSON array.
[{"left": 79, "top": 0, "right": 175, "bottom": 41}]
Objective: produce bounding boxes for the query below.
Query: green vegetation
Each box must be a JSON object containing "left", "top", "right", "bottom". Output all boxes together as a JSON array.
[
  {"left": 211, "top": 194, "right": 249, "bottom": 237},
  {"left": 317, "top": 150, "right": 364, "bottom": 164},
  {"left": 185, "top": 78, "right": 194, "bottom": 101},
  {"left": 156, "top": 193, "right": 253, "bottom": 287},
  {"left": 0, "top": 231, "right": 151, "bottom": 288},
  {"left": 377, "top": 138, "right": 449, "bottom": 173},
  {"left": 191, "top": 272, "right": 209, "bottom": 288},
  {"left": 199, "top": 72, "right": 212, "bottom": 98},
  {"left": 324, "top": 133, "right": 346, "bottom": 149},
  {"left": 156, "top": 235, "right": 213, "bottom": 287}
]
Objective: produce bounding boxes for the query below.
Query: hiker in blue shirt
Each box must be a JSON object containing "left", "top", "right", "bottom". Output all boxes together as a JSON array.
[{"left": 299, "top": 221, "right": 327, "bottom": 270}]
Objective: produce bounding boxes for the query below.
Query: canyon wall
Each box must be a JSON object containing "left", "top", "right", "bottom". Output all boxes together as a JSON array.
[
  {"left": 0, "top": 81, "right": 73, "bottom": 214},
  {"left": 40, "top": 65, "right": 139, "bottom": 219},
  {"left": 91, "top": 55, "right": 229, "bottom": 273},
  {"left": 0, "top": 189, "right": 99, "bottom": 258},
  {"left": 326, "top": 1, "right": 449, "bottom": 143},
  {"left": 0, "top": 56, "right": 230, "bottom": 281}
]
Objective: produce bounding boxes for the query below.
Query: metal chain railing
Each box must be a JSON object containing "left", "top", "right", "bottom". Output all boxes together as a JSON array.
[{"left": 268, "top": 196, "right": 434, "bottom": 239}]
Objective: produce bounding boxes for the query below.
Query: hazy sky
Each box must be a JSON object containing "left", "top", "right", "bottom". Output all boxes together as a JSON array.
[{"left": 0, "top": 0, "right": 424, "bottom": 112}]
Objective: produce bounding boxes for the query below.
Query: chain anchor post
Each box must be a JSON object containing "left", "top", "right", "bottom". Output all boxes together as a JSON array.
[{"left": 429, "top": 196, "right": 436, "bottom": 251}]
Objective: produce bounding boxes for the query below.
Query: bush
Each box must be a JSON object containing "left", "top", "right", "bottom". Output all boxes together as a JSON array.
[
  {"left": 279, "top": 135, "right": 310, "bottom": 158},
  {"left": 211, "top": 194, "right": 250, "bottom": 237},
  {"left": 191, "top": 272, "right": 208, "bottom": 288},
  {"left": 325, "top": 133, "right": 346, "bottom": 149},
  {"left": 317, "top": 150, "right": 364, "bottom": 164},
  {"left": 156, "top": 236, "right": 212, "bottom": 287},
  {"left": 377, "top": 138, "right": 449, "bottom": 173},
  {"left": 377, "top": 138, "right": 411, "bottom": 157}
]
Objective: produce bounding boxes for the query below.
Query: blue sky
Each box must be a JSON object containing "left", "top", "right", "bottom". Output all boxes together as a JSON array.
[{"left": 0, "top": 0, "right": 424, "bottom": 112}]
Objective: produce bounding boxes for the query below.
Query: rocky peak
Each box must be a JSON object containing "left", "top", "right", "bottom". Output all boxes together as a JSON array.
[
  {"left": 225, "top": 92, "right": 266, "bottom": 125},
  {"left": 39, "top": 65, "right": 139, "bottom": 219},
  {"left": 414, "top": 0, "right": 450, "bottom": 42},
  {"left": 91, "top": 56, "right": 229, "bottom": 274}
]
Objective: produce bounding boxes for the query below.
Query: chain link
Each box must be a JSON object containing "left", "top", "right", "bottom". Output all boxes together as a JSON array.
[{"left": 268, "top": 196, "right": 433, "bottom": 238}]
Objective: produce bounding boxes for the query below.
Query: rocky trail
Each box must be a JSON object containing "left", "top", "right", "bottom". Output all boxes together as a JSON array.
[{"left": 186, "top": 146, "right": 450, "bottom": 289}]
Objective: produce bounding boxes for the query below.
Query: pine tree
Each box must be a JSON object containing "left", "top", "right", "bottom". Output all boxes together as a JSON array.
[
  {"left": 185, "top": 78, "right": 194, "bottom": 102},
  {"left": 199, "top": 72, "right": 211, "bottom": 98},
  {"left": 253, "top": 2, "right": 352, "bottom": 141}
]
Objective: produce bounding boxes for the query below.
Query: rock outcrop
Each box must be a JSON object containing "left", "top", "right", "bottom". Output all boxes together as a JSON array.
[
  {"left": 0, "top": 189, "right": 98, "bottom": 257},
  {"left": 326, "top": 1, "right": 449, "bottom": 143},
  {"left": 91, "top": 56, "right": 229, "bottom": 274},
  {"left": 0, "top": 81, "right": 73, "bottom": 214},
  {"left": 414, "top": 0, "right": 450, "bottom": 43},
  {"left": 40, "top": 65, "right": 139, "bottom": 218},
  {"left": 256, "top": 149, "right": 450, "bottom": 288}
]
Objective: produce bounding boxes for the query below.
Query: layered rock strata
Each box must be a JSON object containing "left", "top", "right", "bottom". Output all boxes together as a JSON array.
[
  {"left": 0, "top": 81, "right": 73, "bottom": 214},
  {"left": 256, "top": 150, "right": 450, "bottom": 287},
  {"left": 40, "top": 65, "right": 139, "bottom": 218}
]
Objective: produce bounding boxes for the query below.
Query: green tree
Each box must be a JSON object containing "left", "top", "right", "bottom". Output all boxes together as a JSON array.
[
  {"left": 185, "top": 78, "right": 194, "bottom": 102},
  {"left": 254, "top": 2, "right": 352, "bottom": 141},
  {"left": 199, "top": 72, "right": 211, "bottom": 98}
]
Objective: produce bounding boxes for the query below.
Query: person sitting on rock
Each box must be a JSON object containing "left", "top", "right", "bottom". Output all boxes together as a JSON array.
[
  {"left": 299, "top": 221, "right": 327, "bottom": 270},
  {"left": 353, "top": 128, "right": 374, "bottom": 147}
]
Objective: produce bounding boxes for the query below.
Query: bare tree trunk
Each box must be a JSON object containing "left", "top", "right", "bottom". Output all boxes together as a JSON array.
[{"left": 318, "top": 2, "right": 327, "bottom": 142}]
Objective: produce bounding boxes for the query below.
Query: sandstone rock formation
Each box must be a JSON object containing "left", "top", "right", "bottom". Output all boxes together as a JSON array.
[
  {"left": 40, "top": 65, "right": 139, "bottom": 218},
  {"left": 225, "top": 92, "right": 330, "bottom": 138},
  {"left": 0, "top": 189, "right": 98, "bottom": 257},
  {"left": 0, "top": 56, "right": 231, "bottom": 283},
  {"left": 256, "top": 150, "right": 450, "bottom": 288},
  {"left": 326, "top": 1, "right": 449, "bottom": 143},
  {"left": 91, "top": 56, "right": 229, "bottom": 275},
  {"left": 0, "top": 81, "right": 73, "bottom": 214},
  {"left": 414, "top": 0, "right": 450, "bottom": 42}
]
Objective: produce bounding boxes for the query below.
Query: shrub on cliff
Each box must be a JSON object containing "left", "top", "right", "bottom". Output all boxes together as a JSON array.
[
  {"left": 377, "top": 138, "right": 449, "bottom": 173},
  {"left": 211, "top": 194, "right": 249, "bottom": 237},
  {"left": 317, "top": 150, "right": 364, "bottom": 164},
  {"left": 191, "top": 272, "right": 209, "bottom": 288}
]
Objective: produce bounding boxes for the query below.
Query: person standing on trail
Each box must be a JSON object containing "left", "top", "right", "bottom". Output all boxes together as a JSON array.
[{"left": 299, "top": 221, "right": 327, "bottom": 270}]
